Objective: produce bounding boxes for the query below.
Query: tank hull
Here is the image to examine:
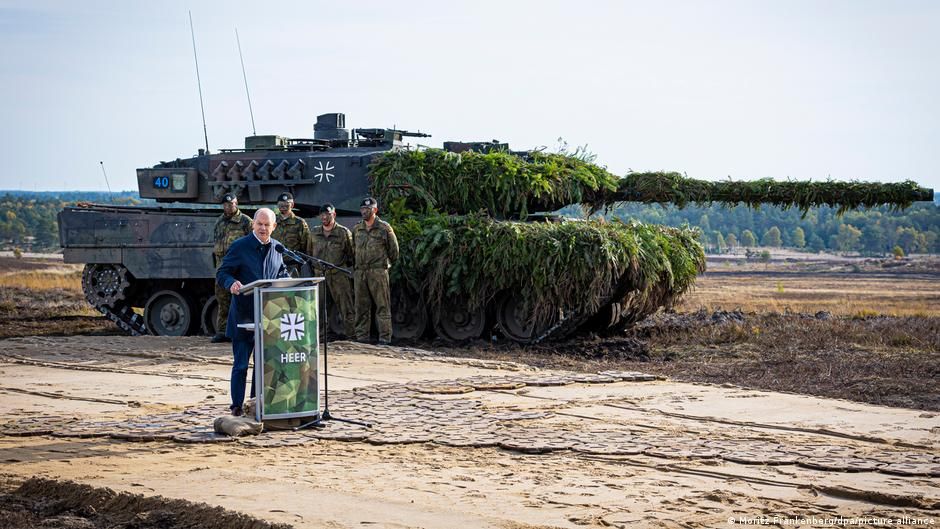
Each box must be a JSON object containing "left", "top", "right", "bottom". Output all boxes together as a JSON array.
[
  {"left": 59, "top": 204, "right": 705, "bottom": 343},
  {"left": 60, "top": 205, "right": 218, "bottom": 336},
  {"left": 59, "top": 205, "right": 365, "bottom": 337}
]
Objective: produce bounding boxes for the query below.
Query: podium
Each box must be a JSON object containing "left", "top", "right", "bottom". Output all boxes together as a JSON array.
[{"left": 237, "top": 277, "right": 324, "bottom": 422}]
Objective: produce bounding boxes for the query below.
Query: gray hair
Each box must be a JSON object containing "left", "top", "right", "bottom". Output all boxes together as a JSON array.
[{"left": 253, "top": 208, "right": 276, "bottom": 223}]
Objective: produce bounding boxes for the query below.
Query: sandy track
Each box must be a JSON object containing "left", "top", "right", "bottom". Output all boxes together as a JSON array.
[{"left": 0, "top": 336, "right": 937, "bottom": 528}]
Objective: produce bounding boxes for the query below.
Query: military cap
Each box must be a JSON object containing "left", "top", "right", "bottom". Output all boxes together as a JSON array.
[
  {"left": 221, "top": 193, "right": 237, "bottom": 203},
  {"left": 360, "top": 197, "right": 378, "bottom": 208},
  {"left": 277, "top": 192, "right": 294, "bottom": 202},
  {"left": 321, "top": 203, "right": 336, "bottom": 214}
]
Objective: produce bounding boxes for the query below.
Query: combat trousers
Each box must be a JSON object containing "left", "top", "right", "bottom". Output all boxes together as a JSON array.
[
  {"left": 215, "top": 282, "right": 231, "bottom": 335},
  {"left": 326, "top": 269, "right": 356, "bottom": 338},
  {"left": 355, "top": 268, "right": 392, "bottom": 342}
]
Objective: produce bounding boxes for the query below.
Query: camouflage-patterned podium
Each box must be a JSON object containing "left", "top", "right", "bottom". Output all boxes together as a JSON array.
[{"left": 238, "top": 277, "right": 324, "bottom": 422}]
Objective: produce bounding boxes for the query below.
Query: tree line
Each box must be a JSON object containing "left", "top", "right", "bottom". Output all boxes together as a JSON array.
[
  {"left": 0, "top": 192, "right": 141, "bottom": 250},
  {"left": 599, "top": 201, "right": 940, "bottom": 255}
]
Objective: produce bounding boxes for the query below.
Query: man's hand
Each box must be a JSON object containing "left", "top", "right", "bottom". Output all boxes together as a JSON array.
[{"left": 230, "top": 281, "right": 243, "bottom": 295}]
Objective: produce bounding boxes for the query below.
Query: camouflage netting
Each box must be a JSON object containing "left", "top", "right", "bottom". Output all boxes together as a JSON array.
[
  {"left": 614, "top": 172, "right": 935, "bottom": 214},
  {"left": 371, "top": 149, "right": 933, "bottom": 217},
  {"left": 368, "top": 148, "right": 928, "bottom": 335},
  {"left": 387, "top": 210, "right": 705, "bottom": 327},
  {"left": 371, "top": 149, "right": 619, "bottom": 218}
]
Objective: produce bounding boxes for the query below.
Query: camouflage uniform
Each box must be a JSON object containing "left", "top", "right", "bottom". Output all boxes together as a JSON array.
[
  {"left": 308, "top": 223, "right": 356, "bottom": 338},
  {"left": 213, "top": 209, "right": 252, "bottom": 334},
  {"left": 352, "top": 218, "right": 399, "bottom": 342},
  {"left": 272, "top": 212, "right": 310, "bottom": 253},
  {"left": 272, "top": 212, "right": 310, "bottom": 276}
]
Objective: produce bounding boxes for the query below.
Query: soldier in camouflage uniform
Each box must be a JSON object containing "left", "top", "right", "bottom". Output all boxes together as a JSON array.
[
  {"left": 308, "top": 203, "right": 356, "bottom": 338},
  {"left": 353, "top": 197, "right": 399, "bottom": 344},
  {"left": 271, "top": 192, "right": 310, "bottom": 276},
  {"left": 211, "top": 193, "right": 252, "bottom": 343}
]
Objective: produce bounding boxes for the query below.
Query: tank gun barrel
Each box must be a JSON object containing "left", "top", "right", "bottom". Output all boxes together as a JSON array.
[
  {"left": 371, "top": 149, "right": 934, "bottom": 218},
  {"left": 606, "top": 172, "right": 935, "bottom": 214}
]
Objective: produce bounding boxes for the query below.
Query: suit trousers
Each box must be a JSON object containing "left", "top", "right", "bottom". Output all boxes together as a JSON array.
[{"left": 231, "top": 337, "right": 256, "bottom": 410}]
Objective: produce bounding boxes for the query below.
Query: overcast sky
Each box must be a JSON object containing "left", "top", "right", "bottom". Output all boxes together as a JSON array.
[{"left": 1, "top": 0, "right": 937, "bottom": 193}]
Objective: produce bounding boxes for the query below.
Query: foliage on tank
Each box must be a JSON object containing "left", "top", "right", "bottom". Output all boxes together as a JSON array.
[
  {"left": 368, "top": 147, "right": 931, "bottom": 339},
  {"left": 371, "top": 149, "right": 933, "bottom": 217},
  {"left": 386, "top": 201, "right": 705, "bottom": 329},
  {"left": 616, "top": 172, "right": 934, "bottom": 214},
  {"left": 370, "top": 149, "right": 619, "bottom": 218}
]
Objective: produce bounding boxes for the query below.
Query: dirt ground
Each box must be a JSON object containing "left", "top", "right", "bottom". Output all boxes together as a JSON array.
[
  {"left": 0, "top": 254, "right": 938, "bottom": 527},
  {"left": 1, "top": 336, "right": 939, "bottom": 528}
]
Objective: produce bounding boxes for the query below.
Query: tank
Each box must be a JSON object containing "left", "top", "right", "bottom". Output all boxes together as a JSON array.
[{"left": 58, "top": 112, "right": 934, "bottom": 342}]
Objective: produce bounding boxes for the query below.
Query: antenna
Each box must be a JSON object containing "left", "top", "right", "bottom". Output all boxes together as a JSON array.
[
  {"left": 189, "top": 11, "right": 210, "bottom": 154},
  {"left": 99, "top": 161, "right": 114, "bottom": 203},
  {"left": 235, "top": 27, "right": 257, "bottom": 136}
]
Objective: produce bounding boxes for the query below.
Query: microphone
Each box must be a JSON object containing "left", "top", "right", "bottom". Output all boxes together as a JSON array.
[
  {"left": 274, "top": 243, "right": 305, "bottom": 264},
  {"left": 278, "top": 246, "right": 353, "bottom": 277}
]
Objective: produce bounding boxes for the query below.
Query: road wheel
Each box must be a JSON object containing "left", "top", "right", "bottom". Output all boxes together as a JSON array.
[
  {"left": 433, "top": 295, "right": 486, "bottom": 342},
  {"left": 391, "top": 284, "right": 427, "bottom": 340},
  {"left": 200, "top": 296, "right": 219, "bottom": 336},
  {"left": 494, "top": 293, "right": 553, "bottom": 344},
  {"left": 145, "top": 290, "right": 196, "bottom": 336}
]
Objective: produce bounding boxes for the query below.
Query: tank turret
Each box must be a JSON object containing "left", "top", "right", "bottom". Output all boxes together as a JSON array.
[{"left": 136, "top": 112, "right": 428, "bottom": 216}]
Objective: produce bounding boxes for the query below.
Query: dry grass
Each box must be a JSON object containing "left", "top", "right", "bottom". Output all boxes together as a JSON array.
[
  {"left": 0, "top": 256, "right": 85, "bottom": 292},
  {"left": 0, "top": 257, "right": 109, "bottom": 337},
  {"left": 678, "top": 270, "right": 940, "bottom": 317},
  {"left": 0, "top": 269, "right": 84, "bottom": 291}
]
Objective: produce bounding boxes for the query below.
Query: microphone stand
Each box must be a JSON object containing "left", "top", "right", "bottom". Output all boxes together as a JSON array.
[
  {"left": 290, "top": 247, "right": 353, "bottom": 277},
  {"left": 276, "top": 248, "right": 370, "bottom": 430}
]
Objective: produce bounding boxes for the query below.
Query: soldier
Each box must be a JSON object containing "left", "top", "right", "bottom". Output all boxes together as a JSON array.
[
  {"left": 353, "top": 197, "right": 399, "bottom": 344},
  {"left": 308, "top": 203, "right": 356, "bottom": 338},
  {"left": 211, "top": 193, "right": 252, "bottom": 343},
  {"left": 271, "top": 192, "right": 310, "bottom": 264}
]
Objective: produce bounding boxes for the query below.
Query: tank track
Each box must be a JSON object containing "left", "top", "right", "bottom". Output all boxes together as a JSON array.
[
  {"left": 81, "top": 264, "right": 148, "bottom": 336},
  {"left": 91, "top": 302, "right": 149, "bottom": 336},
  {"left": 533, "top": 278, "right": 627, "bottom": 343},
  {"left": 530, "top": 310, "right": 582, "bottom": 344}
]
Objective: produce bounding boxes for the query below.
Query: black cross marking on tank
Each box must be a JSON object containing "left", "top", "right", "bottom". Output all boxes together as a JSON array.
[{"left": 313, "top": 161, "right": 335, "bottom": 183}]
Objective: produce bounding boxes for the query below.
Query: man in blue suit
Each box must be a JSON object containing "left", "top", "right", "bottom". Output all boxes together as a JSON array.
[{"left": 216, "top": 208, "right": 289, "bottom": 416}]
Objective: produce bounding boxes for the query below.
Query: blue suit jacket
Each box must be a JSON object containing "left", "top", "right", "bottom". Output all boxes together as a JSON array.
[{"left": 216, "top": 234, "right": 287, "bottom": 341}]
